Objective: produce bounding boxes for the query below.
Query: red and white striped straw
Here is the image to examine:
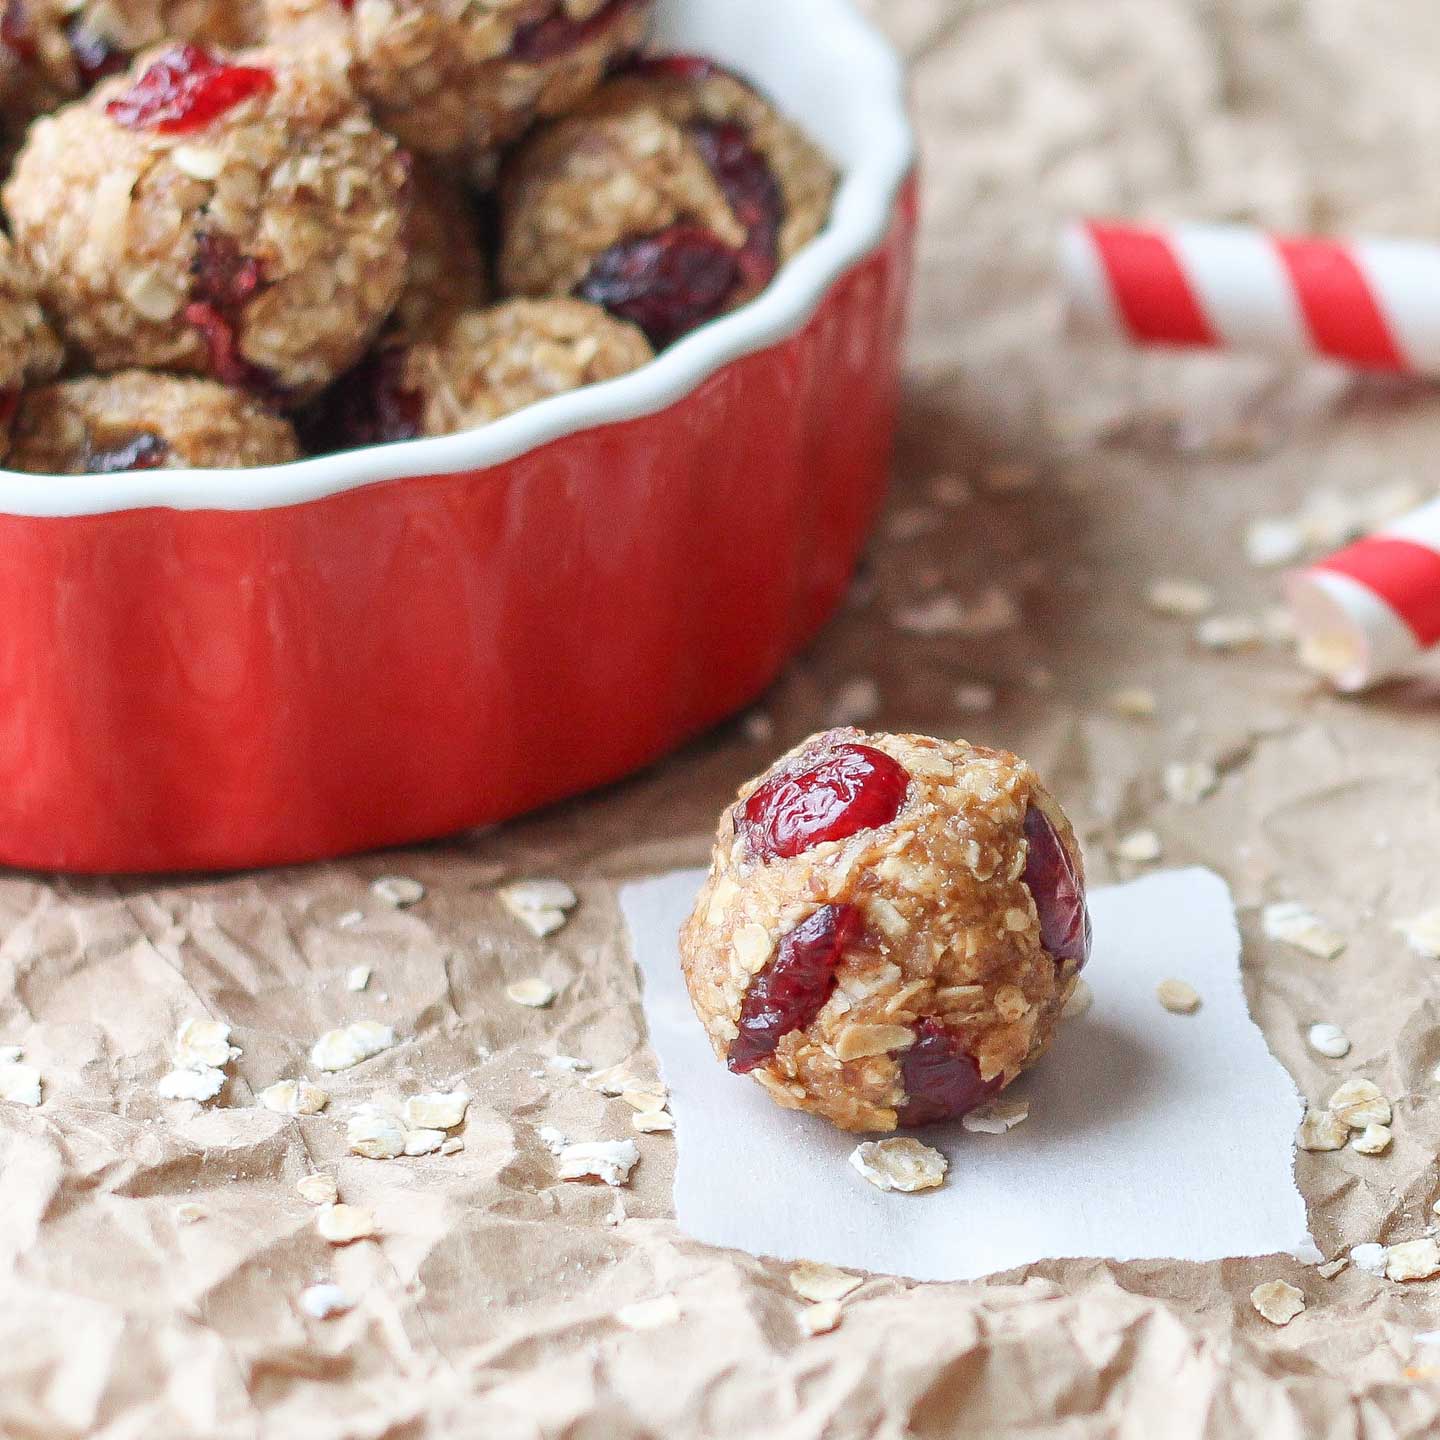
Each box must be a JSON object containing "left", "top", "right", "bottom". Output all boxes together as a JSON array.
[
  {"left": 1060, "top": 219, "right": 1440, "bottom": 375},
  {"left": 1287, "top": 496, "right": 1440, "bottom": 691}
]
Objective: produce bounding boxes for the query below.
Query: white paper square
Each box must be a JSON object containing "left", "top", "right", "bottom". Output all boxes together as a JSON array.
[{"left": 620, "top": 867, "right": 1309, "bottom": 1282}]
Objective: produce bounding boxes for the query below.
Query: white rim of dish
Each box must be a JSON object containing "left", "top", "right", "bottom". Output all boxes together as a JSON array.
[{"left": 5, "top": 0, "right": 914, "bottom": 517}]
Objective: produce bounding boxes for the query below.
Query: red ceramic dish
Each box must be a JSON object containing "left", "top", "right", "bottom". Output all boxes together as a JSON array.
[{"left": 0, "top": 0, "right": 915, "bottom": 873}]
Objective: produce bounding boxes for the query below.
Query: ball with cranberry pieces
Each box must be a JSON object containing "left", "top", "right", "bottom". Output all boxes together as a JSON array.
[
  {"left": 266, "top": 0, "right": 656, "bottom": 159},
  {"left": 500, "top": 56, "right": 836, "bottom": 347},
  {"left": 680, "top": 729, "right": 1092, "bottom": 1134},
  {"left": 3, "top": 43, "right": 410, "bottom": 404}
]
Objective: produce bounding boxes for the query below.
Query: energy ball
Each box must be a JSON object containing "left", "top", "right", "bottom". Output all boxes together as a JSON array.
[
  {"left": 0, "top": 232, "right": 63, "bottom": 440},
  {"left": 386, "top": 162, "right": 491, "bottom": 345},
  {"left": 8, "top": 372, "right": 301, "bottom": 472},
  {"left": 500, "top": 55, "right": 836, "bottom": 347},
  {"left": 3, "top": 43, "right": 410, "bottom": 404},
  {"left": 680, "top": 730, "right": 1092, "bottom": 1134},
  {"left": 301, "top": 298, "right": 650, "bottom": 450},
  {"left": 266, "top": 0, "right": 656, "bottom": 159},
  {"left": 0, "top": 0, "right": 261, "bottom": 123}
]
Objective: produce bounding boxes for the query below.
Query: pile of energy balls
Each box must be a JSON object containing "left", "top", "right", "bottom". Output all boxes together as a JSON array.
[{"left": 0, "top": 1, "right": 836, "bottom": 474}]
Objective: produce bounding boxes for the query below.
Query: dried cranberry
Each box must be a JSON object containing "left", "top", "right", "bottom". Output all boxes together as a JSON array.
[
  {"left": 66, "top": 19, "right": 127, "bottom": 89},
  {"left": 728, "top": 903, "right": 862, "bottom": 1074},
  {"left": 508, "top": 0, "right": 642, "bottom": 63},
  {"left": 691, "top": 120, "right": 781, "bottom": 292},
  {"left": 624, "top": 53, "right": 739, "bottom": 85},
  {"left": 296, "top": 348, "right": 422, "bottom": 454},
  {"left": 897, "top": 1018, "right": 1002, "bottom": 1127},
  {"left": 0, "top": 0, "right": 35, "bottom": 61},
  {"left": 0, "top": 388, "right": 19, "bottom": 431},
  {"left": 576, "top": 225, "right": 740, "bottom": 348},
  {"left": 191, "top": 232, "right": 262, "bottom": 312},
  {"left": 106, "top": 44, "right": 275, "bottom": 133},
  {"left": 1023, "top": 803, "right": 1092, "bottom": 969},
  {"left": 84, "top": 431, "right": 170, "bottom": 474},
  {"left": 740, "top": 744, "right": 909, "bottom": 862}
]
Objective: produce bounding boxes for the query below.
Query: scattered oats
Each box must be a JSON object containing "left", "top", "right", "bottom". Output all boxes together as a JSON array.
[
  {"left": 1262, "top": 902, "right": 1345, "bottom": 959},
  {"left": 174, "top": 1018, "right": 240, "bottom": 1070},
  {"left": 548, "top": 1055, "right": 592, "bottom": 1073},
  {"left": 371, "top": 875, "right": 424, "bottom": 907},
  {"left": 299, "top": 1283, "right": 353, "bottom": 1319},
  {"left": 440, "top": 1136, "right": 464, "bottom": 1155},
  {"left": 1396, "top": 908, "right": 1440, "bottom": 959},
  {"left": 506, "top": 977, "right": 558, "bottom": 1008},
  {"left": 894, "top": 589, "right": 1020, "bottom": 637},
  {"left": 827, "top": 677, "right": 881, "bottom": 726},
  {"left": 317, "top": 1203, "right": 376, "bottom": 1244},
  {"left": 1196, "top": 614, "right": 1264, "bottom": 651},
  {"left": 403, "top": 1128, "right": 447, "bottom": 1156},
  {"left": 259, "top": 1080, "right": 329, "bottom": 1116},
  {"left": 1296, "top": 1108, "right": 1349, "bottom": 1151},
  {"left": 1163, "top": 760, "right": 1218, "bottom": 805},
  {"left": 801, "top": 1300, "right": 843, "bottom": 1335},
  {"left": 1156, "top": 978, "right": 1201, "bottom": 1014},
  {"left": 500, "top": 879, "right": 578, "bottom": 937},
  {"left": 156, "top": 1066, "right": 224, "bottom": 1102},
  {"left": 336, "top": 910, "right": 364, "bottom": 928},
  {"left": 345, "top": 965, "right": 372, "bottom": 993},
  {"left": 631, "top": 1110, "right": 675, "bottom": 1133},
  {"left": 615, "top": 1295, "right": 680, "bottom": 1330},
  {"left": 1307, "top": 1023, "right": 1351, "bottom": 1059},
  {"left": 0, "top": 1058, "right": 41, "bottom": 1107},
  {"left": 621, "top": 1088, "right": 668, "bottom": 1114},
  {"left": 297, "top": 1174, "right": 338, "bottom": 1206},
  {"left": 953, "top": 682, "right": 997, "bottom": 713},
  {"left": 0, "top": 1046, "right": 21, "bottom": 1065},
  {"left": 584, "top": 1062, "right": 661, "bottom": 1098},
  {"left": 1327, "top": 1078, "right": 1391, "bottom": 1128},
  {"left": 1062, "top": 979, "right": 1093, "bottom": 1020},
  {"left": 1109, "top": 687, "right": 1157, "bottom": 719},
  {"left": 538, "top": 1125, "right": 569, "bottom": 1156},
  {"left": 927, "top": 473, "right": 972, "bottom": 506},
  {"left": 1352, "top": 1122, "right": 1392, "bottom": 1155},
  {"left": 174, "top": 1202, "right": 207, "bottom": 1224},
  {"left": 741, "top": 710, "right": 775, "bottom": 744},
  {"left": 1146, "top": 577, "right": 1215, "bottom": 618},
  {"left": 982, "top": 460, "right": 1039, "bottom": 494},
  {"left": 403, "top": 1090, "right": 469, "bottom": 1130},
  {"left": 1290, "top": 1236, "right": 1324, "bottom": 1266},
  {"left": 885, "top": 506, "right": 940, "bottom": 543},
  {"left": 310, "top": 1020, "right": 396, "bottom": 1072},
  {"left": 1250, "top": 1279, "right": 1305, "bottom": 1325},
  {"left": 558, "top": 1139, "right": 640, "bottom": 1186},
  {"left": 1245, "top": 517, "right": 1306, "bottom": 568},
  {"left": 789, "top": 1262, "right": 863, "bottom": 1303},
  {"left": 347, "top": 1107, "right": 407, "bottom": 1160},
  {"left": 962, "top": 1099, "right": 1030, "bottom": 1134},
  {"left": 849, "top": 1137, "right": 947, "bottom": 1193},
  {"left": 1388, "top": 1239, "right": 1440, "bottom": 1282},
  {"left": 1350, "top": 1243, "right": 1389, "bottom": 1276},
  {"left": 1316, "top": 1258, "right": 1349, "bottom": 1280},
  {"left": 1114, "top": 829, "right": 1162, "bottom": 863}
]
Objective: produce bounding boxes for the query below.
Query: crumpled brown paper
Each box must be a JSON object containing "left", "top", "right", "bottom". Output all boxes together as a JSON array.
[{"left": 5, "top": 1, "right": 1440, "bottom": 1434}]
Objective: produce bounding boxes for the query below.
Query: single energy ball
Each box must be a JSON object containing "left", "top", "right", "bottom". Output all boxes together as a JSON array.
[
  {"left": 8, "top": 372, "right": 301, "bottom": 472},
  {"left": 300, "top": 298, "right": 651, "bottom": 450},
  {"left": 0, "top": 0, "right": 261, "bottom": 123},
  {"left": 266, "top": 0, "right": 656, "bottom": 159},
  {"left": 3, "top": 42, "right": 410, "bottom": 404},
  {"left": 680, "top": 729, "right": 1092, "bottom": 1133},
  {"left": 500, "top": 55, "right": 836, "bottom": 347},
  {"left": 0, "top": 232, "right": 64, "bottom": 440}
]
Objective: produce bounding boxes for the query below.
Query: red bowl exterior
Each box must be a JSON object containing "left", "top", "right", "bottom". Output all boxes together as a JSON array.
[{"left": 0, "top": 178, "right": 916, "bottom": 873}]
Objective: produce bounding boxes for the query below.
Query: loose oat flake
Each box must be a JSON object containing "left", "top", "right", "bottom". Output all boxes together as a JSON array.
[
  {"left": 1162, "top": 760, "right": 1219, "bottom": 805},
  {"left": 157, "top": 1065, "right": 226, "bottom": 1102},
  {"left": 631, "top": 1111, "right": 675, "bottom": 1134},
  {"left": 310, "top": 1020, "right": 396, "bottom": 1072},
  {"left": 1250, "top": 1279, "right": 1305, "bottom": 1325},
  {"left": 1315, "top": 1258, "right": 1349, "bottom": 1280},
  {"left": 317, "top": 1203, "right": 377, "bottom": 1244},
  {"left": 403, "top": 1128, "right": 447, "bottom": 1156},
  {"left": 300, "top": 1282, "right": 353, "bottom": 1319},
  {"left": 789, "top": 1263, "right": 863, "bottom": 1303},
  {"left": 1396, "top": 908, "right": 1440, "bottom": 959},
  {"left": 1262, "top": 903, "right": 1345, "bottom": 959},
  {"left": 849, "top": 1138, "right": 948, "bottom": 1193},
  {"left": 1327, "top": 1077, "right": 1391, "bottom": 1129},
  {"left": 1145, "top": 577, "right": 1216, "bottom": 618},
  {"left": 615, "top": 1295, "right": 680, "bottom": 1331},
  {"left": 403, "top": 1090, "right": 469, "bottom": 1130},
  {"left": 372, "top": 875, "right": 424, "bottom": 907},
  {"left": 1387, "top": 1240, "right": 1440, "bottom": 1282},
  {"left": 1114, "top": 829, "right": 1162, "bottom": 863},
  {"left": 1351, "top": 1243, "right": 1390, "bottom": 1276},
  {"left": 1109, "top": 686, "right": 1157, "bottom": 719},
  {"left": 1351, "top": 1122, "right": 1392, "bottom": 1155},
  {"left": 297, "top": 1174, "right": 339, "bottom": 1206},
  {"left": 506, "top": 977, "right": 557, "bottom": 1008},
  {"left": 1296, "top": 1109, "right": 1349, "bottom": 1152},
  {"left": 1306, "top": 1023, "right": 1351, "bottom": 1059},
  {"left": 0, "top": 1061, "right": 42, "bottom": 1107},
  {"left": 500, "top": 879, "right": 578, "bottom": 938},
  {"left": 259, "top": 1079, "right": 329, "bottom": 1116},
  {"left": 345, "top": 965, "right": 372, "bottom": 992},
  {"left": 801, "top": 1300, "right": 843, "bottom": 1336},
  {"left": 174, "top": 1017, "right": 240, "bottom": 1070},
  {"left": 1156, "top": 979, "right": 1201, "bottom": 1014},
  {"left": 174, "top": 1202, "right": 207, "bottom": 1224},
  {"left": 348, "top": 1107, "right": 407, "bottom": 1160},
  {"left": 961, "top": 1099, "right": 1030, "bottom": 1134},
  {"left": 1195, "top": 614, "right": 1263, "bottom": 651},
  {"left": 558, "top": 1139, "right": 640, "bottom": 1186},
  {"left": 953, "top": 682, "right": 997, "bottom": 713}
]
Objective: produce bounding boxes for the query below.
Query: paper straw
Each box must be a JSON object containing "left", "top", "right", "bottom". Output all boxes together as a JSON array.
[
  {"left": 1287, "top": 496, "right": 1440, "bottom": 691},
  {"left": 1060, "top": 219, "right": 1440, "bottom": 375}
]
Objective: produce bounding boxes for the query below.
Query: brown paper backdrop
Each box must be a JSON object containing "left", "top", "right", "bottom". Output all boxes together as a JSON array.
[{"left": 6, "top": 2, "right": 1440, "bottom": 1434}]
